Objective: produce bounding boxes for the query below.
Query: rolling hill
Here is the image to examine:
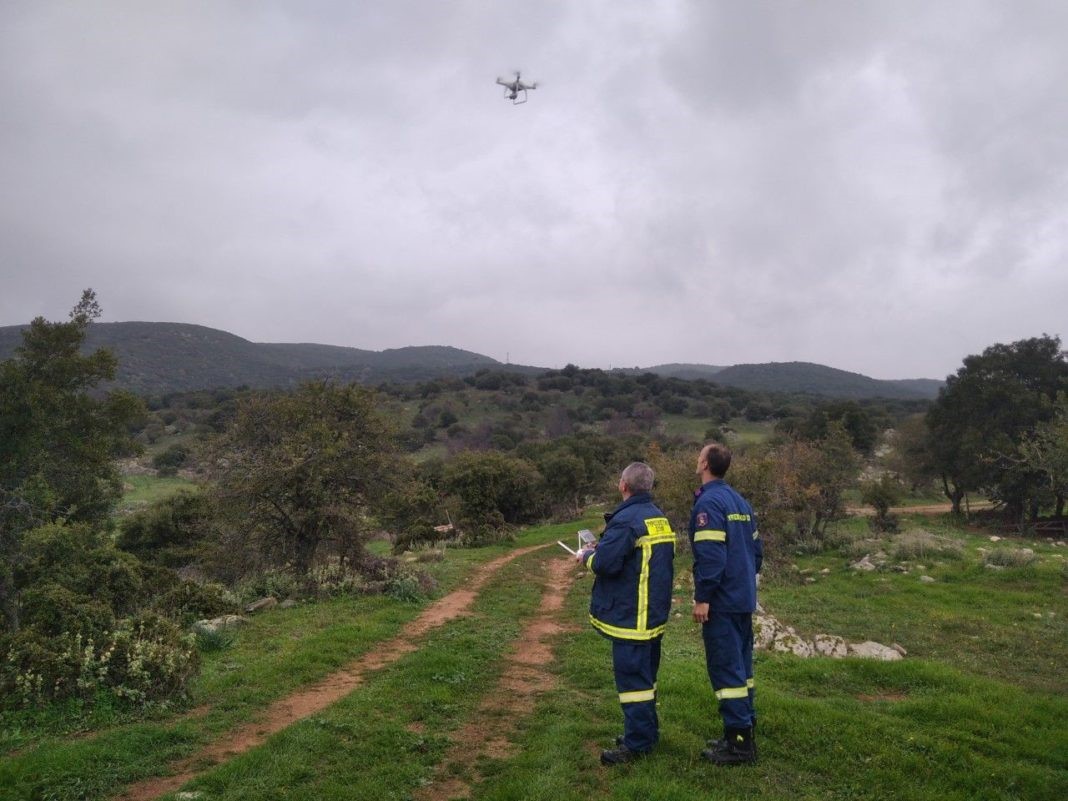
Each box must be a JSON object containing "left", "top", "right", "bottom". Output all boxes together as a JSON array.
[{"left": 0, "top": 321, "right": 943, "bottom": 399}]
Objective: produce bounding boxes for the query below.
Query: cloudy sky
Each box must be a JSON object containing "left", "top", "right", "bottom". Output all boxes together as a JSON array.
[{"left": 2, "top": 1, "right": 1066, "bottom": 379}]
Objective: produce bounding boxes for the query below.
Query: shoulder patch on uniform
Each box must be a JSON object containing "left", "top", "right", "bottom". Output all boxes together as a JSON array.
[{"left": 696, "top": 511, "right": 709, "bottom": 528}]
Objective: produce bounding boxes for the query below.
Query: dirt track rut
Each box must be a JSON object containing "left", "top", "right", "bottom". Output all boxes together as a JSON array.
[
  {"left": 116, "top": 544, "right": 549, "bottom": 801},
  {"left": 415, "top": 556, "right": 577, "bottom": 801}
]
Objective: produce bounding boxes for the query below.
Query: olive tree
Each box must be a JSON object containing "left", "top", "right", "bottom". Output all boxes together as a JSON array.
[{"left": 210, "top": 382, "right": 399, "bottom": 576}]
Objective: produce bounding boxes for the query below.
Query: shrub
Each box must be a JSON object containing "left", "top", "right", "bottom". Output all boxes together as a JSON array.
[
  {"left": 840, "top": 538, "right": 881, "bottom": 559},
  {"left": 235, "top": 570, "right": 302, "bottom": 604},
  {"left": 152, "top": 444, "right": 190, "bottom": 476},
  {"left": 152, "top": 581, "right": 237, "bottom": 626},
  {"left": 386, "top": 572, "right": 436, "bottom": 602},
  {"left": 0, "top": 613, "right": 198, "bottom": 709},
  {"left": 442, "top": 451, "right": 548, "bottom": 537},
  {"left": 117, "top": 491, "right": 215, "bottom": 568},
  {"left": 985, "top": 547, "right": 1037, "bottom": 568},
  {"left": 890, "top": 530, "right": 963, "bottom": 561},
  {"left": 18, "top": 584, "right": 114, "bottom": 640},
  {"left": 20, "top": 523, "right": 147, "bottom": 616}
]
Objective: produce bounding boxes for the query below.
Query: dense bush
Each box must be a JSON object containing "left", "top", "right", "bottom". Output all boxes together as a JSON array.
[
  {"left": 861, "top": 475, "right": 904, "bottom": 532},
  {"left": 117, "top": 491, "right": 216, "bottom": 568},
  {"left": 1, "top": 522, "right": 210, "bottom": 710},
  {"left": 152, "top": 581, "right": 237, "bottom": 626},
  {"left": 151, "top": 443, "right": 190, "bottom": 476},
  {"left": 441, "top": 451, "right": 548, "bottom": 542},
  {"left": 1, "top": 612, "right": 198, "bottom": 709}
]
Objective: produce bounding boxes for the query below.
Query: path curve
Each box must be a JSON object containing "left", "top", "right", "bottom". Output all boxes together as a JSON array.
[{"left": 117, "top": 544, "right": 549, "bottom": 801}]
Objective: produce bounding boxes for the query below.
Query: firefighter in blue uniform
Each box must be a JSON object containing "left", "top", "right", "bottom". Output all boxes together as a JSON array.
[
  {"left": 577, "top": 462, "right": 675, "bottom": 766},
  {"left": 690, "top": 442, "right": 763, "bottom": 765}
]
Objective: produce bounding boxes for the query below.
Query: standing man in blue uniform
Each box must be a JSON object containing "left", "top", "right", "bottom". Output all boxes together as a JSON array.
[
  {"left": 577, "top": 462, "right": 676, "bottom": 766},
  {"left": 690, "top": 442, "right": 763, "bottom": 765}
]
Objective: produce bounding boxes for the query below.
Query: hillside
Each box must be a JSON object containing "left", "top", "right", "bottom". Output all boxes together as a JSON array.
[
  {"left": 0, "top": 321, "right": 942, "bottom": 398},
  {"left": 0, "top": 322, "right": 507, "bottom": 395},
  {"left": 710, "top": 361, "right": 941, "bottom": 400}
]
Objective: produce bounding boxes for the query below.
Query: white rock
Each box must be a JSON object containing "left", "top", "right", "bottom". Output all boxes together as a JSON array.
[
  {"left": 989, "top": 535, "right": 1001, "bottom": 542},
  {"left": 851, "top": 555, "right": 877, "bottom": 572},
  {"left": 820, "top": 568, "right": 831, "bottom": 575},
  {"left": 753, "top": 615, "right": 779, "bottom": 649},
  {"left": 891, "top": 643, "right": 908, "bottom": 657},
  {"left": 279, "top": 599, "right": 298, "bottom": 609},
  {"left": 848, "top": 641, "right": 904, "bottom": 661},
  {"left": 244, "top": 596, "right": 278, "bottom": 614},
  {"left": 812, "top": 634, "right": 849, "bottom": 658},
  {"left": 771, "top": 631, "right": 814, "bottom": 658},
  {"left": 919, "top": 575, "right": 935, "bottom": 583},
  {"left": 192, "top": 614, "right": 247, "bottom": 635},
  {"left": 176, "top": 793, "right": 204, "bottom": 800}
]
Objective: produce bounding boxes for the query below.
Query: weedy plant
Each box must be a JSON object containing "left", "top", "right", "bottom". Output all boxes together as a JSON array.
[
  {"left": 985, "top": 547, "right": 1037, "bottom": 568},
  {"left": 891, "top": 529, "right": 964, "bottom": 561}
]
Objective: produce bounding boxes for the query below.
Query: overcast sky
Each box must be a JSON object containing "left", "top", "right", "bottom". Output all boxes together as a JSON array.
[{"left": 2, "top": 1, "right": 1066, "bottom": 379}]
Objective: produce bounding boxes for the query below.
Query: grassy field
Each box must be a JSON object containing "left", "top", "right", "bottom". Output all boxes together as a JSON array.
[
  {"left": 660, "top": 416, "right": 775, "bottom": 447},
  {"left": 116, "top": 474, "right": 199, "bottom": 514},
  {"left": 2, "top": 514, "right": 1065, "bottom": 800}
]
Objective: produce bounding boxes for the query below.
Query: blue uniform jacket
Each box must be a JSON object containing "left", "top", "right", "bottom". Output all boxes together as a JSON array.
[
  {"left": 582, "top": 493, "right": 676, "bottom": 641},
  {"left": 688, "top": 479, "right": 763, "bottom": 613}
]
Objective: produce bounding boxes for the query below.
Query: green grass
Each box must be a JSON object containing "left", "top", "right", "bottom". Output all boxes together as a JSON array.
[
  {"left": 660, "top": 416, "right": 775, "bottom": 447},
  {"left": 116, "top": 474, "right": 198, "bottom": 513},
  {"left": 3, "top": 513, "right": 1066, "bottom": 800}
]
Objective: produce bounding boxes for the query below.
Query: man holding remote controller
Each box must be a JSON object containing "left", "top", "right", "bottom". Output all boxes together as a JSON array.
[{"left": 576, "top": 462, "right": 676, "bottom": 766}]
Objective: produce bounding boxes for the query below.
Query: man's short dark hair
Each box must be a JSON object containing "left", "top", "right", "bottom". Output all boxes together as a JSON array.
[{"left": 703, "top": 443, "right": 732, "bottom": 477}]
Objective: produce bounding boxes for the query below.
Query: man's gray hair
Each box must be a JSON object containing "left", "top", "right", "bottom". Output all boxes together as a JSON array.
[{"left": 621, "top": 462, "right": 655, "bottom": 493}]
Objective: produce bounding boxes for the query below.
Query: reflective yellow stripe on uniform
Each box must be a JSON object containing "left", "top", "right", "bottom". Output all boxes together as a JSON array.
[
  {"left": 715, "top": 686, "right": 750, "bottom": 700},
  {"left": 753, "top": 529, "right": 760, "bottom": 540},
  {"left": 746, "top": 678, "right": 755, "bottom": 688},
  {"left": 589, "top": 614, "right": 668, "bottom": 641},
  {"left": 637, "top": 538, "right": 651, "bottom": 630},
  {"left": 636, "top": 518, "right": 676, "bottom": 632},
  {"left": 585, "top": 551, "right": 596, "bottom": 570},
  {"left": 694, "top": 529, "right": 727, "bottom": 542},
  {"left": 619, "top": 689, "right": 656, "bottom": 704}
]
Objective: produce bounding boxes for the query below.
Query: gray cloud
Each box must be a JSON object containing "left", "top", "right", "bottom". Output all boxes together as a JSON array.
[{"left": 1, "top": 0, "right": 1066, "bottom": 379}]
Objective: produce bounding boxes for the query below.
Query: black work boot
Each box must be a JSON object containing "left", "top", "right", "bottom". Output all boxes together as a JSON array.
[
  {"left": 701, "top": 727, "right": 756, "bottom": 765},
  {"left": 707, "top": 719, "right": 757, "bottom": 758},
  {"left": 600, "top": 743, "right": 646, "bottom": 766}
]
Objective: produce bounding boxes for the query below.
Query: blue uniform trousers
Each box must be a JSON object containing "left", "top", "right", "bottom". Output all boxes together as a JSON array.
[
  {"left": 702, "top": 612, "right": 754, "bottom": 730},
  {"left": 612, "top": 637, "right": 662, "bottom": 752}
]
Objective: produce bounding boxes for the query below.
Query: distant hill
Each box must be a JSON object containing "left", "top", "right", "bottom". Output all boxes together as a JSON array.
[
  {"left": 0, "top": 322, "right": 509, "bottom": 395},
  {"left": 0, "top": 321, "right": 942, "bottom": 399},
  {"left": 708, "top": 361, "right": 942, "bottom": 400}
]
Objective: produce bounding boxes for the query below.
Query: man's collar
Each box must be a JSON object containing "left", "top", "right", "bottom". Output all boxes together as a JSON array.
[
  {"left": 605, "top": 491, "right": 652, "bottom": 520},
  {"left": 695, "top": 478, "right": 724, "bottom": 496}
]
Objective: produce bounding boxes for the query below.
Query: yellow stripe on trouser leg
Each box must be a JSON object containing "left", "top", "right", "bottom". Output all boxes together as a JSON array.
[
  {"left": 619, "top": 689, "right": 656, "bottom": 703},
  {"left": 715, "top": 686, "right": 750, "bottom": 700},
  {"left": 747, "top": 678, "right": 754, "bottom": 688}
]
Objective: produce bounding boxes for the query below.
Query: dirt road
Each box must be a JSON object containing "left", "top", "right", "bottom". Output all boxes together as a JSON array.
[{"left": 117, "top": 543, "right": 554, "bottom": 801}]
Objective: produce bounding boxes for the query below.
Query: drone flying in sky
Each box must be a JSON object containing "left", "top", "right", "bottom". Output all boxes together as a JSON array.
[{"left": 496, "top": 71, "right": 538, "bottom": 104}]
